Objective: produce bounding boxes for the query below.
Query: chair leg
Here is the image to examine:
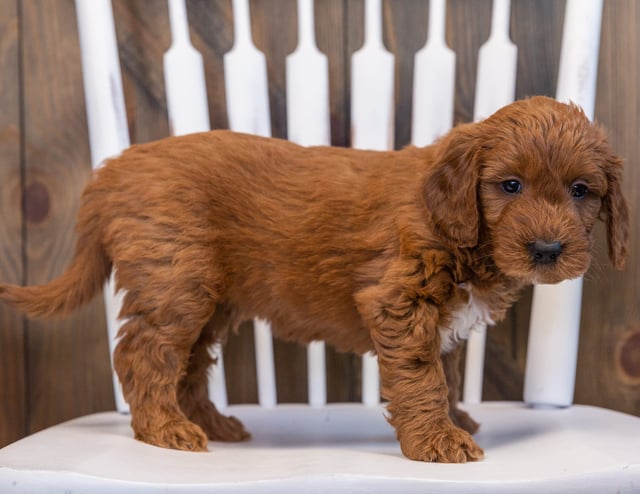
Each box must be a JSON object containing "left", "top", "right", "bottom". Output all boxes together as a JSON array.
[{"left": 178, "top": 320, "right": 251, "bottom": 442}]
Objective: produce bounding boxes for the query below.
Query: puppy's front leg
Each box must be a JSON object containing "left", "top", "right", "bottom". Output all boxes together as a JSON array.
[{"left": 356, "top": 254, "right": 484, "bottom": 463}]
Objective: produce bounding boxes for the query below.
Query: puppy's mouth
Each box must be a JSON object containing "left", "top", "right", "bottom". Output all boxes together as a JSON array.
[
  {"left": 528, "top": 256, "right": 589, "bottom": 284},
  {"left": 494, "top": 238, "right": 591, "bottom": 285}
]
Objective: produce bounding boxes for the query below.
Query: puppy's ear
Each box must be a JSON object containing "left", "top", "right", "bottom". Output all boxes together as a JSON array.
[
  {"left": 423, "top": 124, "right": 482, "bottom": 248},
  {"left": 602, "top": 153, "right": 629, "bottom": 269}
]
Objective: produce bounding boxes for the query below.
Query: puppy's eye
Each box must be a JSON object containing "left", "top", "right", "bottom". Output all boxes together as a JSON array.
[
  {"left": 570, "top": 183, "right": 589, "bottom": 199},
  {"left": 501, "top": 179, "right": 523, "bottom": 195}
]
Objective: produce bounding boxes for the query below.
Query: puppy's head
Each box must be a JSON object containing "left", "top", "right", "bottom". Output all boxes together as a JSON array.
[{"left": 424, "top": 96, "right": 629, "bottom": 284}]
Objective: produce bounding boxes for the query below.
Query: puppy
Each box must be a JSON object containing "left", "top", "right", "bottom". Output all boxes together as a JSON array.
[{"left": 0, "top": 96, "right": 628, "bottom": 462}]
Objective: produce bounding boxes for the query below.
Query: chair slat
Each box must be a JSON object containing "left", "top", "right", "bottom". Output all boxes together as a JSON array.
[
  {"left": 411, "top": 0, "right": 455, "bottom": 147},
  {"left": 462, "top": 324, "right": 487, "bottom": 405},
  {"left": 224, "top": 0, "right": 271, "bottom": 137},
  {"left": 524, "top": 0, "right": 603, "bottom": 408},
  {"left": 164, "top": 0, "right": 211, "bottom": 134},
  {"left": 286, "top": 0, "right": 330, "bottom": 147},
  {"left": 350, "top": 0, "right": 394, "bottom": 152},
  {"left": 463, "top": 0, "right": 517, "bottom": 404},
  {"left": 361, "top": 351, "right": 380, "bottom": 406},
  {"left": 472, "top": 0, "right": 517, "bottom": 122},
  {"left": 253, "top": 319, "right": 277, "bottom": 407},
  {"left": 286, "top": 0, "right": 331, "bottom": 406},
  {"left": 75, "top": 0, "right": 130, "bottom": 414},
  {"left": 207, "top": 345, "right": 228, "bottom": 409},
  {"left": 351, "top": 0, "right": 395, "bottom": 405},
  {"left": 307, "top": 341, "right": 327, "bottom": 407},
  {"left": 224, "top": 0, "right": 277, "bottom": 407},
  {"left": 555, "top": 0, "right": 603, "bottom": 120},
  {"left": 163, "top": 0, "right": 228, "bottom": 410}
]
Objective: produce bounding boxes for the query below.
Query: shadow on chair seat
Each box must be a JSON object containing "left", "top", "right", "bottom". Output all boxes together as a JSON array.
[{"left": 1, "top": 403, "right": 639, "bottom": 493}]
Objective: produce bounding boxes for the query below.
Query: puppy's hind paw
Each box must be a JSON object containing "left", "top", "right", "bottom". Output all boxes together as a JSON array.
[
  {"left": 401, "top": 423, "right": 484, "bottom": 463},
  {"left": 450, "top": 406, "right": 480, "bottom": 435},
  {"left": 183, "top": 399, "right": 251, "bottom": 442},
  {"left": 201, "top": 410, "right": 251, "bottom": 442},
  {"left": 135, "top": 419, "right": 209, "bottom": 452}
]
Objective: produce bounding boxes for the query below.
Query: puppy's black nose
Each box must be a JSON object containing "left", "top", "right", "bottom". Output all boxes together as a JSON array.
[{"left": 528, "top": 240, "right": 562, "bottom": 265}]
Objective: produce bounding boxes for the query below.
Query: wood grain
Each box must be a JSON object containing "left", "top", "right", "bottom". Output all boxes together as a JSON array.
[
  {"left": 315, "top": 0, "right": 349, "bottom": 146},
  {"left": 0, "top": 0, "right": 26, "bottom": 447},
  {"left": 250, "top": 0, "right": 296, "bottom": 140},
  {"left": 448, "top": 0, "right": 491, "bottom": 124},
  {"left": 385, "top": 0, "right": 428, "bottom": 149},
  {"left": 186, "top": 0, "right": 233, "bottom": 131},
  {"left": 20, "top": 0, "right": 113, "bottom": 434},
  {"left": 578, "top": 0, "right": 640, "bottom": 414},
  {"left": 224, "top": 322, "right": 258, "bottom": 404},
  {"left": 113, "top": 0, "right": 171, "bottom": 143}
]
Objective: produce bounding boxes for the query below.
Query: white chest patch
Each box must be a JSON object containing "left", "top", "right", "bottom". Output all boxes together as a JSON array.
[{"left": 438, "top": 283, "right": 494, "bottom": 354}]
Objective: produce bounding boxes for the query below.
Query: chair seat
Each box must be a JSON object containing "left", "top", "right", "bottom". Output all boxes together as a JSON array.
[{"left": 1, "top": 402, "right": 639, "bottom": 493}]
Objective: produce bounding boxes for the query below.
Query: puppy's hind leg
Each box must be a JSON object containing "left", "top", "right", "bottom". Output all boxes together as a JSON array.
[
  {"left": 112, "top": 247, "right": 223, "bottom": 452},
  {"left": 114, "top": 315, "right": 211, "bottom": 451},
  {"left": 442, "top": 343, "right": 480, "bottom": 435},
  {"left": 178, "top": 313, "right": 251, "bottom": 442}
]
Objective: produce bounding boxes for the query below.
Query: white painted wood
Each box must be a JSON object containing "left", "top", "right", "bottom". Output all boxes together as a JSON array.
[
  {"left": 75, "top": 0, "right": 130, "bottom": 414},
  {"left": 351, "top": 0, "right": 395, "bottom": 405},
  {"left": 554, "top": 0, "right": 603, "bottom": 119},
  {"left": 411, "top": 0, "right": 455, "bottom": 146},
  {"left": 306, "top": 341, "right": 326, "bottom": 407},
  {"left": 253, "top": 318, "right": 277, "bottom": 408},
  {"left": 163, "top": 0, "right": 228, "bottom": 411},
  {"left": 75, "top": 0, "right": 130, "bottom": 166},
  {"left": 472, "top": 0, "right": 517, "bottom": 122},
  {"left": 463, "top": 323, "right": 487, "bottom": 404},
  {"left": 207, "top": 345, "right": 228, "bottom": 410},
  {"left": 524, "top": 0, "right": 603, "bottom": 408},
  {"left": 286, "top": 0, "right": 330, "bottom": 147},
  {"left": 224, "top": 0, "right": 271, "bottom": 137},
  {"left": 525, "top": 278, "right": 584, "bottom": 407},
  {"left": 285, "top": 0, "right": 330, "bottom": 407},
  {"left": 3, "top": 403, "right": 640, "bottom": 492},
  {"left": 163, "top": 0, "right": 211, "bottom": 135},
  {"left": 463, "top": 0, "right": 517, "bottom": 405},
  {"left": 361, "top": 351, "right": 380, "bottom": 406},
  {"left": 350, "top": 0, "right": 394, "bottom": 151}
]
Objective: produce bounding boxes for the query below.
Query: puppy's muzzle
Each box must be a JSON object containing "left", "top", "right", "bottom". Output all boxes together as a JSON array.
[{"left": 528, "top": 240, "right": 562, "bottom": 265}]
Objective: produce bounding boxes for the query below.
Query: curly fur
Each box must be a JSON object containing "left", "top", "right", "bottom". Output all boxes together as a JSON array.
[{"left": 0, "top": 96, "right": 628, "bottom": 462}]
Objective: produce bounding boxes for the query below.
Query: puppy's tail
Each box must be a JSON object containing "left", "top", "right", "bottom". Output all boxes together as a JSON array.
[{"left": 0, "top": 223, "right": 111, "bottom": 319}]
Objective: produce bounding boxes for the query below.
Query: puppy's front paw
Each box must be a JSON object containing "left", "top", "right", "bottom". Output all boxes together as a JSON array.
[
  {"left": 135, "top": 419, "right": 209, "bottom": 452},
  {"left": 401, "top": 422, "right": 484, "bottom": 463}
]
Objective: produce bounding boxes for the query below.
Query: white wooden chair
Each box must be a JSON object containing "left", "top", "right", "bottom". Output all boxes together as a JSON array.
[{"left": 1, "top": 0, "right": 639, "bottom": 492}]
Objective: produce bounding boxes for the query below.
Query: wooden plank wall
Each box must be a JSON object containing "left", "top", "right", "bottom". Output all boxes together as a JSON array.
[
  {"left": 0, "top": 0, "right": 25, "bottom": 447},
  {"left": 0, "top": 0, "right": 638, "bottom": 447}
]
